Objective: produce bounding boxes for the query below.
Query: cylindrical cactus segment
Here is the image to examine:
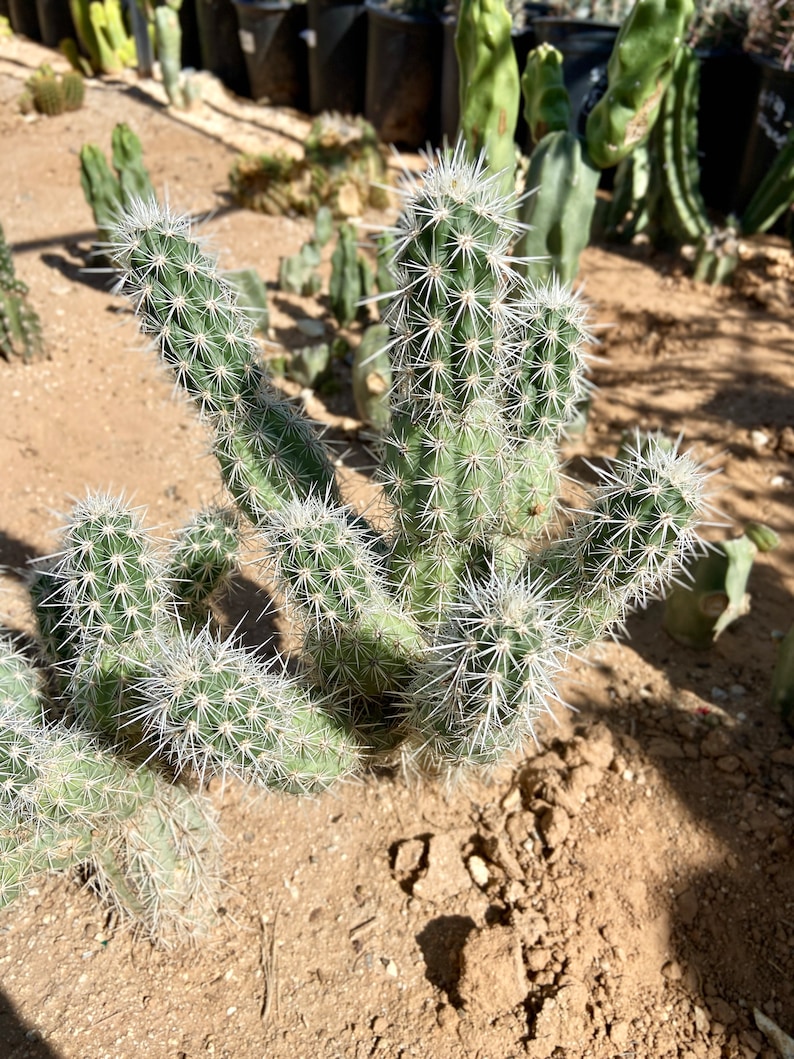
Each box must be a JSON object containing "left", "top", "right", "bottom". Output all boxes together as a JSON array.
[
  {"left": 112, "top": 200, "right": 338, "bottom": 511},
  {"left": 585, "top": 0, "right": 695, "bottom": 169},
  {"left": 166, "top": 506, "right": 241, "bottom": 627},
  {"left": 403, "top": 567, "right": 566, "bottom": 766},
  {"left": 538, "top": 432, "right": 708, "bottom": 647},
  {"left": 262, "top": 496, "right": 426, "bottom": 700},
  {"left": 133, "top": 628, "right": 359, "bottom": 795},
  {"left": 0, "top": 636, "right": 46, "bottom": 721},
  {"left": 516, "top": 130, "right": 601, "bottom": 285},
  {"left": 456, "top": 0, "right": 521, "bottom": 191},
  {"left": 521, "top": 43, "right": 571, "bottom": 146}
]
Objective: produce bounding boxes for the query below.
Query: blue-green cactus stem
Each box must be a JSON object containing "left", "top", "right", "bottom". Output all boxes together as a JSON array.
[
  {"left": 403, "top": 567, "right": 566, "bottom": 766},
  {"left": 166, "top": 506, "right": 241, "bottom": 628},
  {"left": 263, "top": 495, "right": 426, "bottom": 701},
  {"left": 521, "top": 43, "right": 571, "bottom": 146},
  {"left": 516, "top": 131, "right": 601, "bottom": 285}
]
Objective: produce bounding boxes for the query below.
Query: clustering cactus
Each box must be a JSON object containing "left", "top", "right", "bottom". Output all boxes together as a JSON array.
[
  {"left": 517, "top": 0, "right": 694, "bottom": 283},
  {"left": 329, "top": 223, "right": 374, "bottom": 327},
  {"left": 231, "top": 114, "right": 390, "bottom": 219},
  {"left": 22, "top": 65, "right": 85, "bottom": 117},
  {"left": 0, "top": 222, "right": 44, "bottom": 362},
  {"left": 0, "top": 635, "right": 221, "bottom": 945},
  {"left": 1, "top": 148, "right": 711, "bottom": 937}
]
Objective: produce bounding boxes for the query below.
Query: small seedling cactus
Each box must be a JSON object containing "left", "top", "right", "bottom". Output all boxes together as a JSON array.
[{"left": 1, "top": 147, "right": 711, "bottom": 940}]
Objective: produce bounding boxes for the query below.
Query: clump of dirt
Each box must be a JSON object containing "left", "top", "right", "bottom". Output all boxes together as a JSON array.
[{"left": 0, "top": 34, "right": 792, "bottom": 1059}]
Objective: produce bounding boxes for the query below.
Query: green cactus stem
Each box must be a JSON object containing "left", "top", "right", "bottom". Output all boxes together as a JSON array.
[
  {"left": 0, "top": 221, "right": 45, "bottom": 363},
  {"left": 456, "top": 0, "right": 521, "bottom": 192},
  {"left": 166, "top": 506, "right": 241, "bottom": 629},
  {"left": 585, "top": 0, "right": 695, "bottom": 169},
  {"left": 352, "top": 323, "right": 392, "bottom": 433},
  {"left": 111, "top": 200, "right": 339, "bottom": 518},
  {"left": 329, "top": 223, "right": 371, "bottom": 328},
  {"left": 663, "top": 522, "right": 779, "bottom": 649},
  {"left": 521, "top": 43, "right": 571, "bottom": 147},
  {"left": 516, "top": 131, "right": 601, "bottom": 285}
]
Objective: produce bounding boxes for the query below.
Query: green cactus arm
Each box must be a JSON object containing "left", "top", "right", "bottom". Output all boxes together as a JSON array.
[
  {"left": 153, "top": 4, "right": 184, "bottom": 108},
  {"left": 352, "top": 323, "right": 392, "bottom": 433},
  {"left": 221, "top": 268, "right": 269, "bottom": 334},
  {"left": 79, "top": 143, "right": 123, "bottom": 243},
  {"left": 132, "top": 628, "right": 360, "bottom": 794},
  {"left": 329, "top": 223, "right": 362, "bottom": 328},
  {"left": 456, "top": 0, "right": 521, "bottom": 191},
  {"left": 537, "top": 432, "right": 709, "bottom": 648},
  {"left": 585, "top": 0, "right": 695, "bottom": 169},
  {"left": 70, "top": 0, "right": 102, "bottom": 71},
  {"left": 740, "top": 126, "right": 794, "bottom": 236},
  {"left": 112, "top": 201, "right": 339, "bottom": 511},
  {"left": 88, "top": 1, "right": 125, "bottom": 74},
  {"left": 402, "top": 567, "right": 567, "bottom": 767},
  {"left": 166, "top": 506, "right": 241, "bottom": 628},
  {"left": 0, "top": 635, "right": 47, "bottom": 722},
  {"left": 110, "top": 123, "right": 155, "bottom": 206},
  {"left": 516, "top": 130, "right": 601, "bottom": 285},
  {"left": 521, "top": 44, "right": 572, "bottom": 146}
]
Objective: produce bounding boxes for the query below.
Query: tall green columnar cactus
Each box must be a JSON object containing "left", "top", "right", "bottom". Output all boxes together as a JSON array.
[
  {"left": 456, "top": 0, "right": 521, "bottom": 193},
  {"left": 102, "top": 145, "right": 707, "bottom": 771},
  {"left": 0, "top": 222, "right": 44, "bottom": 362},
  {"left": 518, "top": 0, "right": 694, "bottom": 284}
]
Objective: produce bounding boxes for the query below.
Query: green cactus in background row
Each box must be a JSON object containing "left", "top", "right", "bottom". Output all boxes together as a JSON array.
[
  {"left": 456, "top": 0, "right": 521, "bottom": 194},
  {"left": 517, "top": 0, "right": 694, "bottom": 284},
  {"left": 67, "top": 0, "right": 137, "bottom": 76},
  {"left": 329, "top": 223, "right": 374, "bottom": 328},
  {"left": 80, "top": 123, "right": 155, "bottom": 252},
  {"left": 607, "top": 45, "right": 794, "bottom": 283},
  {"left": 663, "top": 522, "right": 780, "bottom": 649},
  {"left": 23, "top": 65, "right": 85, "bottom": 117},
  {"left": 352, "top": 323, "right": 392, "bottom": 432},
  {"left": 0, "top": 222, "right": 45, "bottom": 363},
  {"left": 278, "top": 207, "right": 333, "bottom": 297},
  {"left": 0, "top": 149, "right": 711, "bottom": 935}
]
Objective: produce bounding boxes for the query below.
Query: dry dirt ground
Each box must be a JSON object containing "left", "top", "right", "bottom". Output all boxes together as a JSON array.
[{"left": 1, "top": 34, "right": 793, "bottom": 1059}]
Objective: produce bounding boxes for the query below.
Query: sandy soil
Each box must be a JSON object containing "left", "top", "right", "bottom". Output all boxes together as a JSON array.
[{"left": 1, "top": 34, "right": 793, "bottom": 1059}]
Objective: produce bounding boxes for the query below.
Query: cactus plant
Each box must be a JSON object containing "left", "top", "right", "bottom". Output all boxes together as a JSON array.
[
  {"left": 663, "top": 522, "right": 779, "bottom": 649},
  {"left": 516, "top": 0, "right": 694, "bottom": 284},
  {"left": 329, "top": 222, "right": 373, "bottom": 328},
  {"left": 0, "top": 148, "right": 711, "bottom": 936},
  {"left": 80, "top": 123, "right": 155, "bottom": 253},
  {"left": 67, "top": 0, "right": 137, "bottom": 75},
  {"left": 607, "top": 44, "right": 794, "bottom": 283},
  {"left": 456, "top": 0, "right": 522, "bottom": 193},
  {"left": 0, "top": 222, "right": 45, "bottom": 363}
]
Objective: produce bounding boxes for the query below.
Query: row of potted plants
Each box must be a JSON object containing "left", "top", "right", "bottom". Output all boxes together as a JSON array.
[{"left": 4, "top": 0, "right": 793, "bottom": 219}]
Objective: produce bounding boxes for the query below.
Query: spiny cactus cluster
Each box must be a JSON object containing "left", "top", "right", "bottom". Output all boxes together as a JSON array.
[
  {"left": 1, "top": 147, "right": 710, "bottom": 940},
  {"left": 0, "top": 221, "right": 44, "bottom": 362},
  {"left": 21, "top": 65, "right": 85, "bottom": 117},
  {"left": 746, "top": 0, "right": 794, "bottom": 69}
]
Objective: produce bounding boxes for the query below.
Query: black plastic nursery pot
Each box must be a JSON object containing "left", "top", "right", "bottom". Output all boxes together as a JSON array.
[
  {"left": 306, "top": 0, "right": 367, "bottom": 115},
  {"left": 695, "top": 48, "right": 760, "bottom": 217},
  {"left": 532, "top": 16, "right": 618, "bottom": 141},
  {"left": 364, "top": 0, "right": 443, "bottom": 149},
  {"left": 35, "top": 0, "right": 74, "bottom": 48},
  {"left": 179, "top": 0, "right": 204, "bottom": 70},
  {"left": 233, "top": 0, "right": 309, "bottom": 108},
  {"left": 196, "top": 0, "right": 251, "bottom": 97},
  {"left": 0, "top": 0, "right": 8, "bottom": 19},
  {"left": 733, "top": 54, "right": 794, "bottom": 221},
  {"left": 8, "top": 0, "right": 42, "bottom": 40}
]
